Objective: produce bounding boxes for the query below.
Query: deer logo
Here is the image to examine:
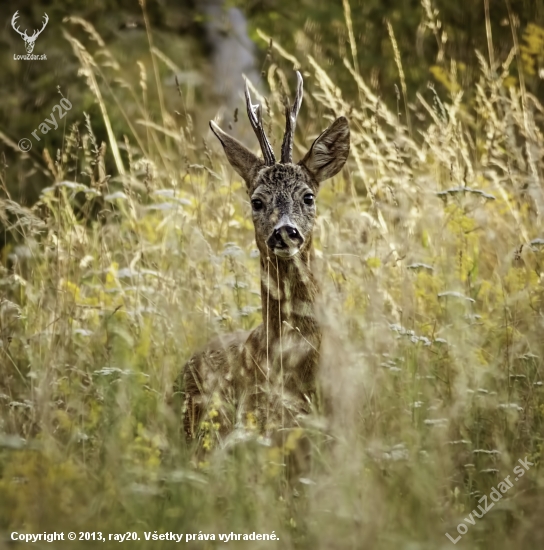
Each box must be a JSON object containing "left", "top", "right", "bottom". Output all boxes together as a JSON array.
[{"left": 11, "top": 11, "right": 49, "bottom": 54}]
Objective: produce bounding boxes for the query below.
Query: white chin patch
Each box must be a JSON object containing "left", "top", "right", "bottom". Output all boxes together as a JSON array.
[{"left": 273, "top": 247, "right": 299, "bottom": 258}]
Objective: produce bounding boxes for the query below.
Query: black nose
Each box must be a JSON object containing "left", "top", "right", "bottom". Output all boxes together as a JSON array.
[
  {"left": 281, "top": 225, "right": 300, "bottom": 240},
  {"left": 266, "top": 224, "right": 303, "bottom": 249}
]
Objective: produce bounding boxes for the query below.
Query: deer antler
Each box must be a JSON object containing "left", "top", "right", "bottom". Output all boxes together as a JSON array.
[
  {"left": 11, "top": 11, "right": 48, "bottom": 42},
  {"left": 28, "top": 13, "right": 49, "bottom": 40},
  {"left": 11, "top": 11, "right": 29, "bottom": 39},
  {"left": 280, "top": 71, "right": 304, "bottom": 164},
  {"left": 244, "top": 79, "right": 276, "bottom": 166},
  {"left": 29, "top": 13, "right": 49, "bottom": 42}
]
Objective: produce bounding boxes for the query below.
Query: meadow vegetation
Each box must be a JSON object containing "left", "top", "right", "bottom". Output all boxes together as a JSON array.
[{"left": 0, "top": 3, "right": 543, "bottom": 548}]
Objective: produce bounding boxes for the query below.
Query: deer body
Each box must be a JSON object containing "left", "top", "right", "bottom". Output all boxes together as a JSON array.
[{"left": 182, "top": 74, "right": 349, "bottom": 444}]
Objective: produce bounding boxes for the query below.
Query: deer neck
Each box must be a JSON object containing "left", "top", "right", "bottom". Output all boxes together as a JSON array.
[{"left": 259, "top": 242, "right": 319, "bottom": 341}]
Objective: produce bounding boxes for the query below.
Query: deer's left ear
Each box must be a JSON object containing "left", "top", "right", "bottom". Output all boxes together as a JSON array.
[{"left": 299, "top": 116, "right": 350, "bottom": 184}]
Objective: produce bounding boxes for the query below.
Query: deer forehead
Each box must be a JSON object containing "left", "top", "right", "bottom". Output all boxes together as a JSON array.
[{"left": 251, "top": 164, "right": 314, "bottom": 197}]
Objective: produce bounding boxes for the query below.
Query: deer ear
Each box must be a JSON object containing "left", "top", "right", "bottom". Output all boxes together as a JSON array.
[
  {"left": 299, "top": 116, "right": 350, "bottom": 184},
  {"left": 210, "top": 121, "right": 264, "bottom": 187}
]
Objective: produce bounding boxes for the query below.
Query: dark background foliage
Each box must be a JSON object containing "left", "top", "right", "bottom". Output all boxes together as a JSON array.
[{"left": 1, "top": 0, "right": 543, "bottom": 205}]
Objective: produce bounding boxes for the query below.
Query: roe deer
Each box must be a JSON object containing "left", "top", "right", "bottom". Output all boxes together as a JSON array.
[{"left": 182, "top": 72, "right": 349, "bottom": 446}]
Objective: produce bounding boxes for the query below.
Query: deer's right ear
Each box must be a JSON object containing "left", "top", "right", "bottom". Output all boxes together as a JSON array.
[
  {"left": 210, "top": 121, "right": 264, "bottom": 187},
  {"left": 299, "top": 116, "right": 350, "bottom": 184}
]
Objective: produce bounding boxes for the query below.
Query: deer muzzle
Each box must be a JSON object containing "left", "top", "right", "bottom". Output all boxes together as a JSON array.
[{"left": 266, "top": 220, "right": 304, "bottom": 258}]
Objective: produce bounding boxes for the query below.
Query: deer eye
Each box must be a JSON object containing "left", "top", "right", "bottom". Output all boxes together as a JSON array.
[
  {"left": 251, "top": 198, "right": 264, "bottom": 211},
  {"left": 303, "top": 193, "right": 315, "bottom": 206}
]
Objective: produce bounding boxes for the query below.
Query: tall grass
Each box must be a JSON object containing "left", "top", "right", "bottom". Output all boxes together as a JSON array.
[{"left": 1, "top": 11, "right": 543, "bottom": 550}]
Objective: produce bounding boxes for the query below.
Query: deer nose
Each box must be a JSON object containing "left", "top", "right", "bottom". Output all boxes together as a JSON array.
[{"left": 266, "top": 223, "right": 304, "bottom": 250}]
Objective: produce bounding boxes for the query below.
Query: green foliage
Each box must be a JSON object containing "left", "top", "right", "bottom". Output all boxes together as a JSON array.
[{"left": 521, "top": 23, "right": 544, "bottom": 76}]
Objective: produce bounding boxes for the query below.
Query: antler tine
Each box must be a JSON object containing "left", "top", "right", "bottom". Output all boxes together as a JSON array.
[
  {"left": 36, "top": 13, "right": 49, "bottom": 36},
  {"left": 244, "top": 78, "right": 276, "bottom": 166},
  {"left": 280, "top": 71, "right": 304, "bottom": 164},
  {"left": 11, "top": 11, "right": 27, "bottom": 38},
  {"left": 29, "top": 13, "right": 49, "bottom": 39}
]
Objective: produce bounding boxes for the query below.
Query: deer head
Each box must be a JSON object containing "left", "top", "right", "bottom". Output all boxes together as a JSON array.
[
  {"left": 12, "top": 11, "right": 49, "bottom": 54},
  {"left": 210, "top": 72, "right": 349, "bottom": 260}
]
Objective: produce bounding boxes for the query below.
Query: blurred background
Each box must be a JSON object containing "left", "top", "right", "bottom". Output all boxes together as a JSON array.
[{"left": 1, "top": 0, "right": 544, "bottom": 209}]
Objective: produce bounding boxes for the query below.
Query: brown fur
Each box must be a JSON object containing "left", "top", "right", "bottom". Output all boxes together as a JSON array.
[{"left": 180, "top": 76, "right": 349, "bottom": 447}]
